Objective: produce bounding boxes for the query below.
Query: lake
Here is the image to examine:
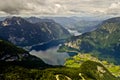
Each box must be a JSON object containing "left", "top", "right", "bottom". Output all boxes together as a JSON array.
[{"left": 30, "top": 40, "right": 70, "bottom": 65}]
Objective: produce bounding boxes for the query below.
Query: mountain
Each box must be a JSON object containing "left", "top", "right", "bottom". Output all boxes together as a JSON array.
[
  {"left": 0, "top": 60, "right": 118, "bottom": 80},
  {"left": 45, "top": 17, "right": 101, "bottom": 34},
  {"left": 26, "top": 17, "right": 55, "bottom": 23},
  {"left": 65, "top": 53, "right": 120, "bottom": 77},
  {"left": 0, "top": 39, "right": 118, "bottom": 80},
  {"left": 0, "top": 16, "right": 70, "bottom": 47},
  {"left": 79, "top": 61, "right": 117, "bottom": 80},
  {"left": 0, "top": 38, "right": 118, "bottom": 80},
  {"left": 0, "top": 39, "right": 49, "bottom": 68},
  {"left": 0, "top": 39, "right": 28, "bottom": 61},
  {"left": 0, "top": 17, "right": 5, "bottom": 21},
  {"left": 58, "top": 17, "right": 120, "bottom": 64},
  {"left": 0, "top": 16, "right": 118, "bottom": 80},
  {"left": 26, "top": 17, "right": 101, "bottom": 36},
  {"left": 46, "top": 17, "right": 78, "bottom": 27},
  {"left": 73, "top": 20, "right": 101, "bottom": 33}
]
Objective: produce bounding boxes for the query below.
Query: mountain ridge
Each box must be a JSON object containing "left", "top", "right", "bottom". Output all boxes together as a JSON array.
[
  {"left": 0, "top": 16, "right": 70, "bottom": 47},
  {"left": 59, "top": 17, "right": 120, "bottom": 64},
  {"left": 0, "top": 38, "right": 119, "bottom": 80}
]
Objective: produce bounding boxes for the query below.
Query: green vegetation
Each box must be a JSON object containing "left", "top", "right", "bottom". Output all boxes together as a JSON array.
[
  {"left": 59, "top": 17, "right": 120, "bottom": 64},
  {"left": 0, "top": 39, "right": 27, "bottom": 56},
  {"left": 0, "top": 40, "right": 118, "bottom": 80},
  {"left": 80, "top": 61, "right": 117, "bottom": 80},
  {"left": 0, "top": 39, "right": 49, "bottom": 68},
  {"left": 59, "top": 17, "right": 120, "bottom": 78},
  {"left": 0, "top": 60, "right": 119, "bottom": 80},
  {"left": 1, "top": 16, "right": 120, "bottom": 80},
  {"left": 65, "top": 53, "right": 120, "bottom": 77}
]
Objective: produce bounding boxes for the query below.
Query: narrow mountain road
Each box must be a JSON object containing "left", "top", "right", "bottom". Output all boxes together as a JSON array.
[
  {"left": 55, "top": 75, "right": 72, "bottom": 80},
  {"left": 79, "top": 73, "right": 85, "bottom": 80},
  {"left": 65, "top": 76, "right": 72, "bottom": 80},
  {"left": 55, "top": 75, "right": 60, "bottom": 80}
]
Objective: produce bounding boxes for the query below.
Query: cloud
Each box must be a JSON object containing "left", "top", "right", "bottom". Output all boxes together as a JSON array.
[
  {"left": 105, "top": 2, "right": 120, "bottom": 15},
  {"left": 109, "top": 2, "right": 120, "bottom": 9},
  {"left": 0, "top": 0, "right": 120, "bottom": 16}
]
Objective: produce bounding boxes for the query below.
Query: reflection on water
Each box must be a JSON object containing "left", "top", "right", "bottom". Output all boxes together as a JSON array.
[{"left": 30, "top": 45, "right": 70, "bottom": 65}]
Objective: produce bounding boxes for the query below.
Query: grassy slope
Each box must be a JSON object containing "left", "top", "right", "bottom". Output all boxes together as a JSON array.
[{"left": 65, "top": 53, "right": 120, "bottom": 77}]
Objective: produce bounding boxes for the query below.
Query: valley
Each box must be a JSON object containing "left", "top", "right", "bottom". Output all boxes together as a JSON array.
[
  {"left": 0, "top": 0, "right": 120, "bottom": 79},
  {"left": 0, "top": 16, "right": 120, "bottom": 80}
]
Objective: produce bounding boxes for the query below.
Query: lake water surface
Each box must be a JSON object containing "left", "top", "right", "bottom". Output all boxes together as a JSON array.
[{"left": 30, "top": 40, "right": 70, "bottom": 65}]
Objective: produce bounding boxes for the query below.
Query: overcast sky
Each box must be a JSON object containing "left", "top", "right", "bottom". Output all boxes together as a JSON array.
[{"left": 0, "top": 0, "right": 120, "bottom": 17}]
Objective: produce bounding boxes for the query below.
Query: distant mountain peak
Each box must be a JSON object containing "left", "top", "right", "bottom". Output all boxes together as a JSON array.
[
  {"left": 1, "top": 16, "right": 28, "bottom": 26},
  {"left": 0, "top": 16, "right": 70, "bottom": 46},
  {"left": 26, "top": 17, "right": 55, "bottom": 23},
  {"left": 103, "top": 17, "right": 120, "bottom": 23}
]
